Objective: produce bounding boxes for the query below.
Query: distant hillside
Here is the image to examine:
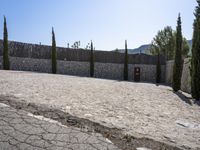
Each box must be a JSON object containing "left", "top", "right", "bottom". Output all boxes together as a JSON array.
[
  {"left": 115, "top": 40, "right": 192, "bottom": 54},
  {"left": 114, "top": 44, "right": 150, "bottom": 54},
  {"left": 128, "top": 44, "right": 150, "bottom": 54}
]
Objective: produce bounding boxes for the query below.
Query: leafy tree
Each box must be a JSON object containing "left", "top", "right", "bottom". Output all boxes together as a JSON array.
[
  {"left": 3, "top": 16, "right": 10, "bottom": 70},
  {"left": 124, "top": 40, "right": 128, "bottom": 80},
  {"left": 148, "top": 26, "right": 175, "bottom": 60},
  {"left": 51, "top": 28, "right": 57, "bottom": 74},
  {"left": 172, "top": 14, "right": 183, "bottom": 92},
  {"left": 90, "top": 41, "right": 94, "bottom": 77},
  {"left": 148, "top": 26, "right": 189, "bottom": 60},
  {"left": 191, "top": 0, "right": 200, "bottom": 100},
  {"left": 71, "top": 41, "right": 80, "bottom": 49}
]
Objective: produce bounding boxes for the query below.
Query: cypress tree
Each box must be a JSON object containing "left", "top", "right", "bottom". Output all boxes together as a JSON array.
[
  {"left": 172, "top": 14, "right": 183, "bottom": 92},
  {"left": 90, "top": 41, "right": 94, "bottom": 77},
  {"left": 156, "top": 53, "right": 161, "bottom": 83},
  {"left": 124, "top": 40, "right": 128, "bottom": 80},
  {"left": 191, "top": 0, "right": 200, "bottom": 100},
  {"left": 51, "top": 28, "right": 57, "bottom": 74},
  {"left": 3, "top": 16, "right": 10, "bottom": 70}
]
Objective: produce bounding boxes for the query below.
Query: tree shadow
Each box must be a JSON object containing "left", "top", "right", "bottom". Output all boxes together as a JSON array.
[
  {"left": 194, "top": 100, "right": 200, "bottom": 106},
  {"left": 175, "top": 91, "right": 193, "bottom": 106}
]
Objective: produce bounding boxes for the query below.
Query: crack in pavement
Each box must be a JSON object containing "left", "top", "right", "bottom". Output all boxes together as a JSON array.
[
  {"left": 0, "top": 102, "right": 120, "bottom": 150},
  {"left": 0, "top": 96, "right": 183, "bottom": 150}
]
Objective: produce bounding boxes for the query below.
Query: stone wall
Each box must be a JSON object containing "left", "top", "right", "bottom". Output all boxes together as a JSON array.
[
  {"left": 181, "top": 59, "right": 191, "bottom": 93},
  {"left": 0, "top": 56, "right": 90, "bottom": 77},
  {"left": 165, "top": 60, "right": 174, "bottom": 85},
  {"left": 0, "top": 56, "right": 165, "bottom": 83},
  {"left": 57, "top": 61, "right": 90, "bottom": 77},
  {"left": 165, "top": 58, "right": 191, "bottom": 93},
  {"left": 94, "top": 63, "right": 124, "bottom": 80},
  {"left": 0, "top": 56, "right": 52, "bottom": 73},
  {"left": 0, "top": 39, "right": 166, "bottom": 65},
  {"left": 129, "top": 64, "right": 166, "bottom": 83}
]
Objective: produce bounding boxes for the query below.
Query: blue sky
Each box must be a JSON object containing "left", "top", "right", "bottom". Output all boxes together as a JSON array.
[{"left": 0, "top": 0, "right": 196, "bottom": 50}]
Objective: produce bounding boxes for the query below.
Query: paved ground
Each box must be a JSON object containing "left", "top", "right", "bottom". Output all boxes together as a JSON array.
[
  {"left": 0, "top": 102, "right": 119, "bottom": 150},
  {"left": 0, "top": 70, "right": 200, "bottom": 150}
]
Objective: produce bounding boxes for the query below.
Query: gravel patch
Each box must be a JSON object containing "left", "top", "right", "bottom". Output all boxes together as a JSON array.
[{"left": 0, "top": 70, "right": 199, "bottom": 149}]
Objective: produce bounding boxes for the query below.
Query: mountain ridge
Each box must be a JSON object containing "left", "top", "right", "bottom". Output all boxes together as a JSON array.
[{"left": 115, "top": 40, "right": 192, "bottom": 54}]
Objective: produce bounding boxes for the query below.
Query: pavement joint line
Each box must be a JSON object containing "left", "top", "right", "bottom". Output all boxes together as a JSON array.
[{"left": 0, "top": 95, "right": 183, "bottom": 150}]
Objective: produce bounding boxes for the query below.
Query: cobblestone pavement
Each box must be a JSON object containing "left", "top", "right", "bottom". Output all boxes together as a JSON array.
[
  {"left": 0, "top": 70, "right": 200, "bottom": 150},
  {"left": 0, "top": 102, "right": 120, "bottom": 150}
]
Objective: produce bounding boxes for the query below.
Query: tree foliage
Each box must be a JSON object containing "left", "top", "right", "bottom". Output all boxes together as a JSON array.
[
  {"left": 51, "top": 28, "right": 57, "bottom": 74},
  {"left": 3, "top": 16, "right": 10, "bottom": 70},
  {"left": 191, "top": 0, "right": 200, "bottom": 100},
  {"left": 172, "top": 14, "right": 183, "bottom": 92},
  {"left": 124, "top": 40, "right": 128, "bottom": 80},
  {"left": 71, "top": 41, "right": 80, "bottom": 49},
  {"left": 90, "top": 41, "right": 94, "bottom": 77},
  {"left": 148, "top": 26, "right": 189, "bottom": 60}
]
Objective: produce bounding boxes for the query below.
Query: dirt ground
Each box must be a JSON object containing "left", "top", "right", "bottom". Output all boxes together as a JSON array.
[{"left": 0, "top": 70, "right": 199, "bottom": 150}]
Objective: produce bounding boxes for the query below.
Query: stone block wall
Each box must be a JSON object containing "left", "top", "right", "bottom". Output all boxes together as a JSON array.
[
  {"left": 94, "top": 63, "right": 166, "bottom": 82},
  {"left": 0, "top": 56, "right": 51, "bottom": 73},
  {"left": 0, "top": 56, "right": 90, "bottom": 77},
  {"left": 165, "top": 60, "right": 174, "bottom": 85},
  {"left": 165, "top": 58, "right": 191, "bottom": 93},
  {"left": 57, "top": 61, "right": 90, "bottom": 77},
  {"left": 0, "top": 56, "right": 165, "bottom": 83},
  {"left": 0, "top": 39, "right": 166, "bottom": 65},
  {"left": 0, "top": 40, "right": 167, "bottom": 83},
  {"left": 181, "top": 59, "right": 191, "bottom": 93},
  {"left": 94, "top": 63, "right": 124, "bottom": 80},
  {"left": 128, "top": 64, "right": 166, "bottom": 83}
]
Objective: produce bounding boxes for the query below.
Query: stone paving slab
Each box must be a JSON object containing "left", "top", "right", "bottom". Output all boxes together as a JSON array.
[
  {"left": 0, "top": 102, "right": 120, "bottom": 150},
  {"left": 0, "top": 70, "right": 200, "bottom": 149}
]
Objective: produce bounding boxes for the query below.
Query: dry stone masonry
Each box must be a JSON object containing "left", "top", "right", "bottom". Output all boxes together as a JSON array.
[
  {"left": 166, "top": 58, "right": 191, "bottom": 93},
  {"left": 0, "top": 40, "right": 166, "bottom": 83}
]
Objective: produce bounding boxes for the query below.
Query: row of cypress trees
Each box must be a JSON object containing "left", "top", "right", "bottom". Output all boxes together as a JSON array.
[
  {"left": 2, "top": 10, "right": 199, "bottom": 100},
  {"left": 51, "top": 31, "right": 128, "bottom": 80},
  {"left": 2, "top": 18, "right": 128, "bottom": 79},
  {"left": 171, "top": 0, "right": 200, "bottom": 101}
]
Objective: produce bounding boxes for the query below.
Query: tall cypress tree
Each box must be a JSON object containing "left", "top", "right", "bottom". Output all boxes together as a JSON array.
[
  {"left": 3, "top": 16, "right": 10, "bottom": 70},
  {"left": 172, "top": 14, "right": 183, "bottom": 92},
  {"left": 90, "top": 41, "right": 94, "bottom": 77},
  {"left": 191, "top": 0, "right": 200, "bottom": 100},
  {"left": 51, "top": 28, "right": 57, "bottom": 74},
  {"left": 156, "top": 52, "right": 161, "bottom": 83},
  {"left": 124, "top": 40, "right": 128, "bottom": 80}
]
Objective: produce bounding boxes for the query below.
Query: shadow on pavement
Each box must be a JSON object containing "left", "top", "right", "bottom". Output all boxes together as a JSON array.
[{"left": 175, "top": 91, "right": 199, "bottom": 106}]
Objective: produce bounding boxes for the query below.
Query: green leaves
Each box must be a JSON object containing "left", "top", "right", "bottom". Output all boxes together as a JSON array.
[{"left": 148, "top": 26, "right": 189, "bottom": 60}]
